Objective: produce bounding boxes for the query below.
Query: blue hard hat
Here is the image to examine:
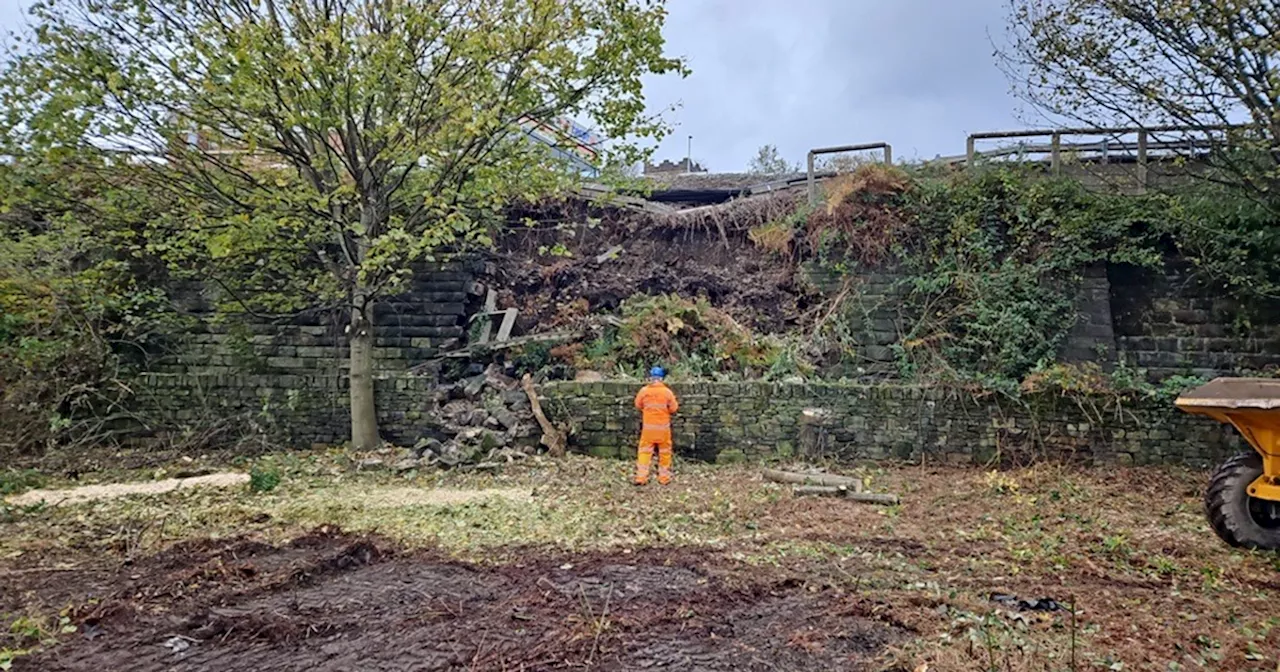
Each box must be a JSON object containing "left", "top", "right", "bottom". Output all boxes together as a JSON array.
[{"left": 649, "top": 366, "right": 666, "bottom": 379}]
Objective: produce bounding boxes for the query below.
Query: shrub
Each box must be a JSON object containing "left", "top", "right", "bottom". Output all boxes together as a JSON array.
[{"left": 248, "top": 466, "right": 282, "bottom": 493}]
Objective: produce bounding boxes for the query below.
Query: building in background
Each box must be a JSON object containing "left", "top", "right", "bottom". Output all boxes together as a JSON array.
[
  {"left": 643, "top": 158, "right": 706, "bottom": 175},
  {"left": 518, "top": 115, "right": 604, "bottom": 178},
  {"left": 176, "top": 113, "right": 607, "bottom": 178}
]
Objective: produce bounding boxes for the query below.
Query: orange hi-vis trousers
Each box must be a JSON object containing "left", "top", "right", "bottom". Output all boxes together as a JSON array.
[
  {"left": 634, "top": 428, "right": 673, "bottom": 485},
  {"left": 633, "top": 381, "right": 678, "bottom": 485}
]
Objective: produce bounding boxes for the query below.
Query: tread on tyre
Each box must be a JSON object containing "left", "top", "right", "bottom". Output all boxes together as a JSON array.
[{"left": 1204, "top": 451, "right": 1280, "bottom": 550}]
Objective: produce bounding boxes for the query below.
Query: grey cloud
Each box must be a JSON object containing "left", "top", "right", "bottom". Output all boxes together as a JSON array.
[
  {"left": 644, "top": 0, "right": 1026, "bottom": 170},
  {"left": 0, "top": 0, "right": 1030, "bottom": 170}
]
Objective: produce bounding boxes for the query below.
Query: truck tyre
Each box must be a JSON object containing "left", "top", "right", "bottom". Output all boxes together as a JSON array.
[{"left": 1205, "top": 451, "right": 1280, "bottom": 550}]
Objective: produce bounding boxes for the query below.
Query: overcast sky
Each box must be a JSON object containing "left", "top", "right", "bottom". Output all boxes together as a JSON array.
[
  {"left": 644, "top": 0, "right": 1034, "bottom": 171},
  {"left": 0, "top": 0, "right": 1036, "bottom": 171}
]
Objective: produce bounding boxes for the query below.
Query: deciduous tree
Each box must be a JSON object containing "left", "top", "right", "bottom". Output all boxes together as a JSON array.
[
  {"left": 0, "top": 0, "right": 686, "bottom": 449},
  {"left": 1000, "top": 0, "right": 1280, "bottom": 197},
  {"left": 747, "top": 144, "right": 798, "bottom": 175}
]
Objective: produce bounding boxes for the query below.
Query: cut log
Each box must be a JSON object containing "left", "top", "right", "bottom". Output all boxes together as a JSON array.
[
  {"left": 419, "top": 331, "right": 576, "bottom": 364},
  {"left": 844, "top": 492, "right": 900, "bottom": 506},
  {"left": 791, "top": 484, "right": 900, "bottom": 506},
  {"left": 763, "top": 468, "right": 861, "bottom": 491},
  {"left": 793, "top": 485, "right": 849, "bottom": 498},
  {"left": 522, "top": 374, "right": 566, "bottom": 458}
]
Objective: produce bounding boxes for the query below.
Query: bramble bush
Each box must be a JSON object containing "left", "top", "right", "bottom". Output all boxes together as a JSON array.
[
  {"left": 0, "top": 159, "right": 177, "bottom": 455},
  {"left": 750, "top": 163, "right": 1276, "bottom": 395}
]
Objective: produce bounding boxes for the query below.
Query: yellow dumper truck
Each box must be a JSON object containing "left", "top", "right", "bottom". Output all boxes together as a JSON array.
[{"left": 1177, "top": 377, "right": 1280, "bottom": 549}]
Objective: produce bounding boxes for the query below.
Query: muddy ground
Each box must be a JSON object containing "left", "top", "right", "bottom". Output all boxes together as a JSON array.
[
  {"left": 4, "top": 456, "right": 1280, "bottom": 671},
  {"left": 5, "top": 529, "right": 902, "bottom": 671}
]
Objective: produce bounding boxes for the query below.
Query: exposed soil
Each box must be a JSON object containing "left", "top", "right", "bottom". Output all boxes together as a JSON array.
[
  {"left": 6, "top": 457, "right": 1279, "bottom": 670},
  {"left": 6, "top": 528, "right": 904, "bottom": 671},
  {"left": 494, "top": 210, "right": 814, "bottom": 336}
]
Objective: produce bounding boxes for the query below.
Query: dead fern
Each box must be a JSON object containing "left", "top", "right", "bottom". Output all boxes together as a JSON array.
[
  {"left": 748, "top": 221, "right": 795, "bottom": 256},
  {"left": 805, "top": 164, "right": 913, "bottom": 265}
]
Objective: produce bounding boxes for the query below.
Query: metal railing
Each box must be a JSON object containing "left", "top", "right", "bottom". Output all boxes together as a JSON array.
[
  {"left": 963, "top": 124, "right": 1246, "bottom": 190},
  {"left": 803, "top": 124, "right": 1250, "bottom": 200},
  {"left": 807, "top": 142, "right": 892, "bottom": 206}
]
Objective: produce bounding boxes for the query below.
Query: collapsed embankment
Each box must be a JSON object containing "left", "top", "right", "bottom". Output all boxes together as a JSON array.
[{"left": 11, "top": 165, "right": 1280, "bottom": 463}]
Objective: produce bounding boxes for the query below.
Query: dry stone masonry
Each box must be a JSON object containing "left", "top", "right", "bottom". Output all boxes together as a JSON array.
[
  {"left": 541, "top": 381, "right": 1241, "bottom": 467},
  {"left": 131, "top": 255, "right": 1275, "bottom": 467},
  {"left": 131, "top": 375, "right": 1240, "bottom": 467},
  {"left": 160, "top": 259, "right": 485, "bottom": 376}
]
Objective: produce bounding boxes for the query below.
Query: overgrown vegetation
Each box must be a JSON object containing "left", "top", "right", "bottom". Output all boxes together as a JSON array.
[
  {"left": 0, "top": 159, "right": 178, "bottom": 455},
  {"left": 730, "top": 163, "right": 1278, "bottom": 397},
  {"left": 0, "top": 0, "right": 688, "bottom": 453},
  {"left": 5, "top": 154, "right": 1280, "bottom": 457},
  {"left": 551, "top": 294, "right": 807, "bottom": 380},
  {"left": 892, "top": 167, "right": 1165, "bottom": 386}
]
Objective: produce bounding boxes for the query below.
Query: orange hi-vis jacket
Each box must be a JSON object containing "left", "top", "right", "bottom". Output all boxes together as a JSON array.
[{"left": 634, "top": 381, "right": 679, "bottom": 446}]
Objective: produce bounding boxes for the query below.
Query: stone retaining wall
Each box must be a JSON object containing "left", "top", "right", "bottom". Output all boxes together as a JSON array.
[
  {"left": 134, "top": 375, "right": 1241, "bottom": 467},
  {"left": 539, "top": 381, "right": 1239, "bottom": 467},
  {"left": 157, "top": 258, "right": 484, "bottom": 376},
  {"left": 135, "top": 372, "right": 435, "bottom": 448}
]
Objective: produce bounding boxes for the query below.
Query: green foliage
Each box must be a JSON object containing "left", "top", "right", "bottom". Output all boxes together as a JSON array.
[
  {"left": 0, "top": 0, "right": 688, "bottom": 446},
  {"left": 747, "top": 144, "right": 798, "bottom": 175},
  {"left": 0, "top": 0, "right": 688, "bottom": 316},
  {"left": 513, "top": 342, "right": 552, "bottom": 376},
  {"left": 0, "top": 470, "right": 46, "bottom": 497},
  {"left": 223, "top": 322, "right": 268, "bottom": 374},
  {"left": 1164, "top": 182, "right": 1280, "bottom": 299},
  {"left": 248, "top": 466, "right": 282, "bottom": 494},
  {"left": 0, "top": 608, "right": 76, "bottom": 669},
  {"left": 576, "top": 294, "right": 806, "bottom": 379},
  {"left": 0, "top": 158, "right": 178, "bottom": 454},
  {"left": 835, "top": 167, "right": 1167, "bottom": 387},
  {"left": 1019, "top": 361, "right": 1207, "bottom": 404}
]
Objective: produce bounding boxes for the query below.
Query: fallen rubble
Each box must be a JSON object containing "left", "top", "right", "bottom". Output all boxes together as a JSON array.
[{"left": 398, "top": 364, "right": 555, "bottom": 470}]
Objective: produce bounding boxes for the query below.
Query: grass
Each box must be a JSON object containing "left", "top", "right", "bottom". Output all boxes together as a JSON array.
[
  {"left": 0, "top": 470, "right": 45, "bottom": 497},
  {"left": 1, "top": 449, "right": 1278, "bottom": 670}
]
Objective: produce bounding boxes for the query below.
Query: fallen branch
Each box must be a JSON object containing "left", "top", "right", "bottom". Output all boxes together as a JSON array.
[
  {"left": 594, "top": 245, "right": 624, "bottom": 263},
  {"left": 763, "top": 468, "right": 861, "bottom": 491},
  {"left": 793, "top": 485, "right": 900, "bottom": 506},
  {"left": 458, "top": 461, "right": 502, "bottom": 473},
  {"left": 522, "top": 374, "right": 566, "bottom": 458}
]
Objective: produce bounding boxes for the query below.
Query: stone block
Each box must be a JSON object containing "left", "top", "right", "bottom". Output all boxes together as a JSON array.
[
  {"left": 266, "top": 357, "right": 307, "bottom": 370},
  {"left": 587, "top": 444, "right": 622, "bottom": 459},
  {"left": 716, "top": 449, "right": 747, "bottom": 464}
]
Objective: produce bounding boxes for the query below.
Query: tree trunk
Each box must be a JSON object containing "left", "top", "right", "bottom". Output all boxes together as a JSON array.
[
  {"left": 521, "top": 374, "right": 566, "bottom": 457},
  {"left": 349, "top": 289, "right": 380, "bottom": 450},
  {"left": 762, "top": 468, "right": 860, "bottom": 490},
  {"left": 792, "top": 485, "right": 900, "bottom": 505}
]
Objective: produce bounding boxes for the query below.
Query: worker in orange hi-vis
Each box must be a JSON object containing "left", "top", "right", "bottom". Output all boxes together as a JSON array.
[{"left": 633, "top": 366, "right": 679, "bottom": 486}]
